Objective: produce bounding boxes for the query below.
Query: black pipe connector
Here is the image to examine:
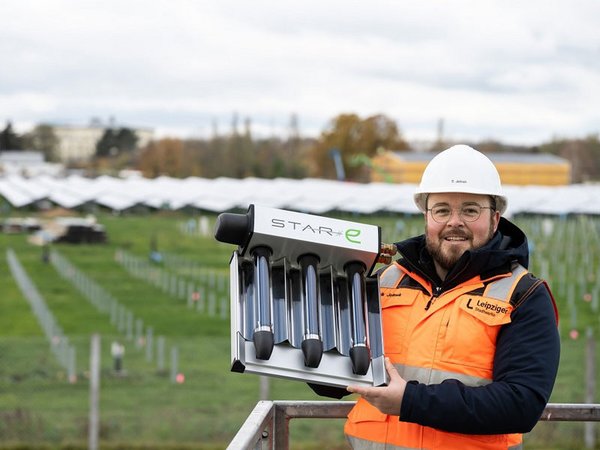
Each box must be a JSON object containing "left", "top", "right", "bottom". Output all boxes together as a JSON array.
[{"left": 214, "top": 212, "right": 251, "bottom": 246}]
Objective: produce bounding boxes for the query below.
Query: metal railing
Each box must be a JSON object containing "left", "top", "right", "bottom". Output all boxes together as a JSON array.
[{"left": 227, "top": 401, "right": 600, "bottom": 450}]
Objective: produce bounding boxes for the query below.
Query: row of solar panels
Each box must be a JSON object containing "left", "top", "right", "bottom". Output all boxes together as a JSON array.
[{"left": 0, "top": 174, "right": 599, "bottom": 216}]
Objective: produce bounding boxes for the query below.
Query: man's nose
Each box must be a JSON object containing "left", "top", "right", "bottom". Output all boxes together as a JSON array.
[{"left": 446, "top": 209, "right": 465, "bottom": 225}]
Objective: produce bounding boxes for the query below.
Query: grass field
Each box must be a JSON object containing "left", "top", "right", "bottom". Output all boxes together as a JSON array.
[{"left": 1, "top": 210, "right": 599, "bottom": 449}]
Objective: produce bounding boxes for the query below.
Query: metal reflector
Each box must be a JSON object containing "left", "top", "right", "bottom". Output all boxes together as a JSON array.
[{"left": 217, "top": 204, "right": 389, "bottom": 388}]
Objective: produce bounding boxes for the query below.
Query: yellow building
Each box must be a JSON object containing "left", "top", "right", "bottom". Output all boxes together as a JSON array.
[{"left": 371, "top": 151, "right": 572, "bottom": 186}]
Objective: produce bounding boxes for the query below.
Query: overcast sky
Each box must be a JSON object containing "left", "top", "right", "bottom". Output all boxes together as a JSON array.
[{"left": 2, "top": 0, "right": 599, "bottom": 146}]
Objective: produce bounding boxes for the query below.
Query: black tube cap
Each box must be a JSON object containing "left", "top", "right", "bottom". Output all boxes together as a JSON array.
[
  {"left": 253, "top": 330, "right": 274, "bottom": 360},
  {"left": 349, "top": 346, "right": 370, "bottom": 375},
  {"left": 301, "top": 338, "right": 323, "bottom": 368},
  {"left": 214, "top": 212, "right": 251, "bottom": 246}
]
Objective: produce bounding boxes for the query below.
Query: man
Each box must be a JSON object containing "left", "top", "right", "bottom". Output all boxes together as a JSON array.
[{"left": 313, "top": 145, "right": 560, "bottom": 450}]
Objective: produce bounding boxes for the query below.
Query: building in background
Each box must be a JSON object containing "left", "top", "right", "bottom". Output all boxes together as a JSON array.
[
  {"left": 371, "top": 151, "right": 572, "bottom": 186},
  {"left": 52, "top": 123, "right": 153, "bottom": 163}
]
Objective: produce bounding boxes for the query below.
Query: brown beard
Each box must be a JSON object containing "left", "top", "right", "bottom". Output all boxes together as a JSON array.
[
  {"left": 426, "top": 220, "right": 496, "bottom": 272},
  {"left": 426, "top": 237, "right": 466, "bottom": 271}
]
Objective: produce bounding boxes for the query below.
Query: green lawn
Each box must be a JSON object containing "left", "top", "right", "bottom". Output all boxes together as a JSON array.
[{"left": 0, "top": 211, "right": 599, "bottom": 449}]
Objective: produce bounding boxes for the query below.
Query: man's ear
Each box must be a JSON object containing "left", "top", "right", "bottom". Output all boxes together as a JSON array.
[{"left": 493, "top": 211, "right": 501, "bottom": 233}]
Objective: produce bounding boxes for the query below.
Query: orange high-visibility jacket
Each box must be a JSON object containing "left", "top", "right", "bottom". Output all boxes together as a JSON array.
[{"left": 345, "top": 260, "right": 552, "bottom": 450}]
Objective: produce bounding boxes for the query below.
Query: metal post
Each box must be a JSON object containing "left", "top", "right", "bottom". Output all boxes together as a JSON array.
[
  {"left": 157, "top": 336, "right": 165, "bottom": 371},
  {"left": 170, "top": 346, "right": 178, "bottom": 383},
  {"left": 585, "top": 327, "right": 596, "bottom": 449},
  {"left": 259, "top": 376, "right": 270, "bottom": 401},
  {"left": 68, "top": 346, "right": 77, "bottom": 383},
  {"left": 88, "top": 334, "right": 100, "bottom": 450},
  {"left": 135, "top": 318, "right": 143, "bottom": 348},
  {"left": 226, "top": 401, "right": 274, "bottom": 450},
  {"left": 126, "top": 311, "right": 134, "bottom": 341},
  {"left": 146, "top": 327, "right": 154, "bottom": 362}
]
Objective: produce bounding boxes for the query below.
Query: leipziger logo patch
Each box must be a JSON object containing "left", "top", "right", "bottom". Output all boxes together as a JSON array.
[{"left": 458, "top": 295, "right": 513, "bottom": 326}]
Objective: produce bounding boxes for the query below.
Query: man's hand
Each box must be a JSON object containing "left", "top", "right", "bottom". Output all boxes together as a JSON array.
[{"left": 347, "top": 357, "right": 407, "bottom": 416}]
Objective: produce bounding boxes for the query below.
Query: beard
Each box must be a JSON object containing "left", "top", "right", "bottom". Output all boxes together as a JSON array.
[{"left": 426, "top": 220, "right": 496, "bottom": 272}]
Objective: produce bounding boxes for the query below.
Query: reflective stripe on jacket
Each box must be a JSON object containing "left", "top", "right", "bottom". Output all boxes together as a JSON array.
[{"left": 345, "top": 262, "right": 528, "bottom": 450}]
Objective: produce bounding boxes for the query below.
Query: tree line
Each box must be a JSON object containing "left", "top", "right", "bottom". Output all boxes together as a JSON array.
[{"left": 2, "top": 117, "right": 600, "bottom": 183}]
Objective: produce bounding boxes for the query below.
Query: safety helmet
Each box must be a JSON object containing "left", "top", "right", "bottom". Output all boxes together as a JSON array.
[{"left": 414, "top": 144, "right": 507, "bottom": 215}]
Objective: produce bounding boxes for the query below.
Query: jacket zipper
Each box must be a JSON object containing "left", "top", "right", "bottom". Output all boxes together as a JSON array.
[
  {"left": 425, "top": 286, "right": 442, "bottom": 310},
  {"left": 424, "top": 259, "right": 473, "bottom": 310}
]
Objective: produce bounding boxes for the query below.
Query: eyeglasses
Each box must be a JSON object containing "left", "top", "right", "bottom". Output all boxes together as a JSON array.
[{"left": 427, "top": 204, "right": 495, "bottom": 223}]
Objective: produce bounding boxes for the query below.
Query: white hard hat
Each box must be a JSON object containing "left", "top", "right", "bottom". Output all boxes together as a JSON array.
[{"left": 414, "top": 144, "right": 507, "bottom": 214}]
